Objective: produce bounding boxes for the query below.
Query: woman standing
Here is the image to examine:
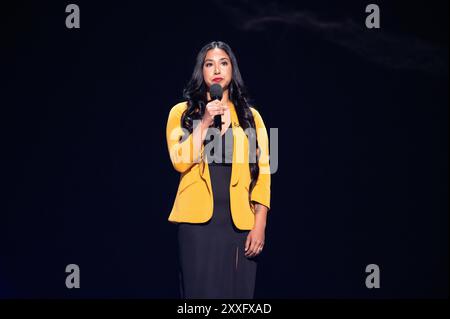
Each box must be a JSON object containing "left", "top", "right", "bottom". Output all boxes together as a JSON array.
[{"left": 166, "top": 41, "right": 271, "bottom": 299}]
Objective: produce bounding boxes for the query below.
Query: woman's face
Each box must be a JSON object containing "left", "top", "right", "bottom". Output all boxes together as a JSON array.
[{"left": 202, "top": 48, "right": 232, "bottom": 91}]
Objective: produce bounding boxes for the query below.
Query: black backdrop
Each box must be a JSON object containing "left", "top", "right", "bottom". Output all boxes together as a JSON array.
[{"left": 2, "top": 0, "right": 448, "bottom": 298}]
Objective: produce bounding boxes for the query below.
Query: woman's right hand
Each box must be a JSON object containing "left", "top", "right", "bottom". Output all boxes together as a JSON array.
[{"left": 202, "top": 100, "right": 228, "bottom": 128}]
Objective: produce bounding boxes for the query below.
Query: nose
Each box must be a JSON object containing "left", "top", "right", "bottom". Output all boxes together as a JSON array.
[{"left": 214, "top": 65, "right": 220, "bottom": 74}]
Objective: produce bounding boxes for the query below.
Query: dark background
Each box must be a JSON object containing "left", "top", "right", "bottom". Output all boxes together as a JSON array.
[{"left": 1, "top": 0, "right": 448, "bottom": 298}]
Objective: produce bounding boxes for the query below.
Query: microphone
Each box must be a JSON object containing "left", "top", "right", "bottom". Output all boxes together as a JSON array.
[{"left": 210, "top": 83, "right": 223, "bottom": 132}]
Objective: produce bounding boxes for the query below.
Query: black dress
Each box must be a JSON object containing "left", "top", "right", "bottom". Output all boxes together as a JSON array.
[{"left": 177, "top": 124, "right": 258, "bottom": 299}]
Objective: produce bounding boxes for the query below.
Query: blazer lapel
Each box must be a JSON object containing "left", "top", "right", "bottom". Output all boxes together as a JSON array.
[{"left": 230, "top": 102, "right": 241, "bottom": 186}]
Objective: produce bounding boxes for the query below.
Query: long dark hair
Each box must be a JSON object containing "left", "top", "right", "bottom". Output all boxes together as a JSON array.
[{"left": 181, "top": 41, "right": 260, "bottom": 210}]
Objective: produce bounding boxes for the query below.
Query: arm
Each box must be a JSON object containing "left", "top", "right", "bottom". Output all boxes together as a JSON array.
[
  {"left": 253, "top": 202, "right": 268, "bottom": 229},
  {"left": 166, "top": 103, "right": 210, "bottom": 173},
  {"left": 245, "top": 108, "right": 271, "bottom": 258},
  {"left": 249, "top": 108, "right": 271, "bottom": 211}
]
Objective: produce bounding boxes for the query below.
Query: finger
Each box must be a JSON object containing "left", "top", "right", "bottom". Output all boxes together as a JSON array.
[
  {"left": 253, "top": 245, "right": 263, "bottom": 257},
  {"left": 248, "top": 240, "right": 260, "bottom": 258},
  {"left": 213, "top": 110, "right": 223, "bottom": 117},
  {"left": 206, "top": 105, "right": 217, "bottom": 111},
  {"left": 255, "top": 242, "right": 264, "bottom": 256},
  {"left": 250, "top": 245, "right": 259, "bottom": 257},
  {"left": 207, "top": 107, "right": 220, "bottom": 117},
  {"left": 256, "top": 245, "right": 263, "bottom": 256},
  {"left": 244, "top": 235, "right": 251, "bottom": 253},
  {"left": 253, "top": 247, "right": 260, "bottom": 257},
  {"left": 207, "top": 102, "right": 220, "bottom": 110}
]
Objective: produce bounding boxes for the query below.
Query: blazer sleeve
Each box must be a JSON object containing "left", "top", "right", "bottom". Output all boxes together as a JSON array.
[
  {"left": 250, "top": 107, "right": 271, "bottom": 211},
  {"left": 166, "top": 102, "right": 205, "bottom": 173}
]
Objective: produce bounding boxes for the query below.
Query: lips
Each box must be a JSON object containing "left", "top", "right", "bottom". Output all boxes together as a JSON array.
[{"left": 212, "top": 77, "right": 223, "bottom": 83}]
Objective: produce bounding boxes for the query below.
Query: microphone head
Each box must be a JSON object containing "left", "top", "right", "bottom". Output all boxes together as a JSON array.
[{"left": 210, "top": 84, "right": 223, "bottom": 101}]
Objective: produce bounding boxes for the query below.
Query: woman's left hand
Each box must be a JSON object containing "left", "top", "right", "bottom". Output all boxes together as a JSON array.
[{"left": 245, "top": 225, "right": 265, "bottom": 258}]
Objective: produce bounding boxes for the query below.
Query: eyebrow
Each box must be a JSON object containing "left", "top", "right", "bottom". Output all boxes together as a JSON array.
[{"left": 204, "top": 58, "right": 229, "bottom": 62}]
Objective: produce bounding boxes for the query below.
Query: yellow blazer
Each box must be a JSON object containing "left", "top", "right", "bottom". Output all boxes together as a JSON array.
[{"left": 165, "top": 101, "right": 271, "bottom": 230}]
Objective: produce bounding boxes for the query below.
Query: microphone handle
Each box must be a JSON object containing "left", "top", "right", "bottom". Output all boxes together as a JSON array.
[
  {"left": 208, "top": 97, "right": 222, "bottom": 131},
  {"left": 214, "top": 114, "right": 222, "bottom": 132}
]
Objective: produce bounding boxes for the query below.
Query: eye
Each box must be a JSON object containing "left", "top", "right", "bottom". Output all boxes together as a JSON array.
[
  {"left": 221, "top": 61, "right": 228, "bottom": 66},
  {"left": 204, "top": 62, "right": 213, "bottom": 67}
]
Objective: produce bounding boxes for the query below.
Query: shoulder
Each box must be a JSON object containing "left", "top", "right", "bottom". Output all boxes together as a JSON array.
[
  {"left": 249, "top": 106, "right": 266, "bottom": 126},
  {"left": 249, "top": 106, "right": 259, "bottom": 116},
  {"left": 170, "top": 101, "right": 187, "bottom": 112},
  {"left": 168, "top": 101, "right": 188, "bottom": 118}
]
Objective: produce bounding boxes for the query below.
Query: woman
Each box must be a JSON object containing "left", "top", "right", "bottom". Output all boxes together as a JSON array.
[{"left": 165, "top": 41, "right": 271, "bottom": 299}]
